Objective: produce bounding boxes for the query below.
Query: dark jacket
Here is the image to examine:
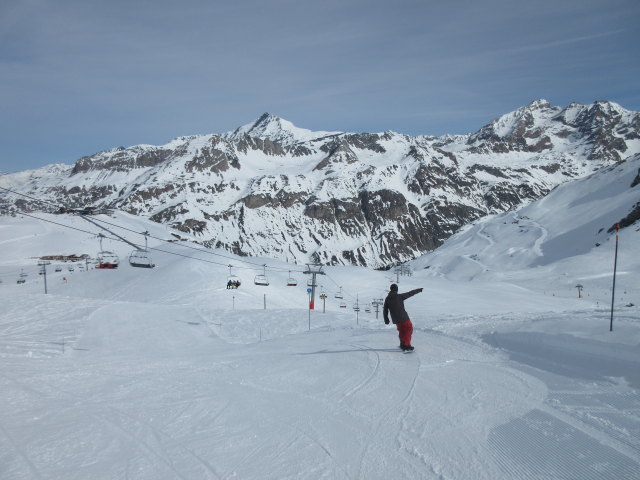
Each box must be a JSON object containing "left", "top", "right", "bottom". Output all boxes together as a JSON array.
[{"left": 383, "top": 288, "right": 422, "bottom": 324}]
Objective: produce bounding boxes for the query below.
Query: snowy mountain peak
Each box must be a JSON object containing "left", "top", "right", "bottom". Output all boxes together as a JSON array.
[
  {"left": 470, "top": 100, "right": 559, "bottom": 141},
  {"left": 527, "top": 99, "right": 552, "bottom": 110},
  {"left": 226, "top": 113, "right": 341, "bottom": 145},
  {"left": 248, "top": 112, "right": 289, "bottom": 134}
]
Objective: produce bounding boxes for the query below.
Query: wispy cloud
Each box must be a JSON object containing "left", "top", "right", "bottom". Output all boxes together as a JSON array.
[{"left": 504, "top": 29, "right": 626, "bottom": 55}]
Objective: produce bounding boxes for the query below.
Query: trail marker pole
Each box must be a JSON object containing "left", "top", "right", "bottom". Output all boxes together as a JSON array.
[
  {"left": 609, "top": 224, "right": 620, "bottom": 332},
  {"left": 307, "top": 289, "right": 312, "bottom": 330}
]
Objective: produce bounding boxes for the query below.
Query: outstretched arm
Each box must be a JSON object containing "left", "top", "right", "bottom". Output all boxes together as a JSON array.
[{"left": 400, "top": 288, "right": 423, "bottom": 300}]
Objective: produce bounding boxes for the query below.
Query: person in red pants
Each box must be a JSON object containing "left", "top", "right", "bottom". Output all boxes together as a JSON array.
[{"left": 383, "top": 284, "right": 423, "bottom": 351}]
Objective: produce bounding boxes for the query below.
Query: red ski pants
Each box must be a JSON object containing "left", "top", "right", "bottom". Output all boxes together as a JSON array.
[{"left": 396, "top": 319, "right": 413, "bottom": 347}]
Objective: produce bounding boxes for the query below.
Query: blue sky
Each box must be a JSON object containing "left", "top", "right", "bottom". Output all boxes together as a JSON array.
[{"left": 1, "top": 0, "right": 639, "bottom": 172}]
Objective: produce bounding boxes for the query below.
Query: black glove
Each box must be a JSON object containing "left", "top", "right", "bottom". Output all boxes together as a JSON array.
[{"left": 384, "top": 319, "right": 390, "bottom": 325}]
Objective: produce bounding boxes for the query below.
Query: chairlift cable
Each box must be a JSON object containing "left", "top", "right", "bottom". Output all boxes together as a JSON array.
[
  {"left": 71, "top": 210, "right": 305, "bottom": 273},
  {"left": 1, "top": 207, "right": 244, "bottom": 268},
  {"left": 323, "top": 272, "right": 358, "bottom": 301},
  {"left": 1, "top": 189, "right": 306, "bottom": 274},
  {"left": 1, "top": 206, "right": 313, "bottom": 273},
  {"left": 0, "top": 186, "right": 64, "bottom": 210}
]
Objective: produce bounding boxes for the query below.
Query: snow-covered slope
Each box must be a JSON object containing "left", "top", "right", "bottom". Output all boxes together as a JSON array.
[
  {"left": 413, "top": 154, "right": 640, "bottom": 304},
  {"left": 1, "top": 101, "right": 639, "bottom": 268}
]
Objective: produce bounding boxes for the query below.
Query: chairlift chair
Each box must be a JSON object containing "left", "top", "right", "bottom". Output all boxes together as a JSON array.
[
  {"left": 55, "top": 265, "right": 62, "bottom": 272},
  {"left": 226, "top": 265, "right": 241, "bottom": 289},
  {"left": 17, "top": 270, "right": 27, "bottom": 284},
  {"left": 334, "top": 287, "right": 344, "bottom": 299},
  {"left": 286, "top": 271, "right": 297, "bottom": 286},
  {"left": 129, "top": 249, "right": 155, "bottom": 268},
  {"left": 129, "top": 231, "right": 155, "bottom": 268},
  {"left": 96, "top": 251, "right": 119, "bottom": 269},
  {"left": 226, "top": 275, "right": 241, "bottom": 289},
  {"left": 94, "top": 233, "right": 119, "bottom": 269},
  {"left": 254, "top": 264, "right": 269, "bottom": 286},
  {"left": 339, "top": 301, "right": 347, "bottom": 308}
]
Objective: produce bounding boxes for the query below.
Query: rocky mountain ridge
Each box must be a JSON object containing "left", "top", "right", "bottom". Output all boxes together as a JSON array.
[{"left": 1, "top": 100, "right": 639, "bottom": 268}]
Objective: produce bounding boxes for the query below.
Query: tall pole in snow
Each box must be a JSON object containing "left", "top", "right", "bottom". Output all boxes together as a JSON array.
[
  {"left": 609, "top": 224, "right": 620, "bottom": 332},
  {"left": 303, "top": 263, "right": 325, "bottom": 311},
  {"left": 38, "top": 260, "right": 50, "bottom": 294}
]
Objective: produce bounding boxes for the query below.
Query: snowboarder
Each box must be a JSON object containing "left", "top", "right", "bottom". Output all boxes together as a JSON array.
[{"left": 383, "top": 284, "right": 423, "bottom": 351}]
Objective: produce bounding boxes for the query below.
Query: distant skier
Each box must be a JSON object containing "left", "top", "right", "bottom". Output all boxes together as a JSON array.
[{"left": 383, "top": 284, "right": 423, "bottom": 351}]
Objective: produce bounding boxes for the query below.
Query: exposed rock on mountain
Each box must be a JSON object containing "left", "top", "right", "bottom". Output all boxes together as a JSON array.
[{"left": 2, "top": 100, "right": 639, "bottom": 268}]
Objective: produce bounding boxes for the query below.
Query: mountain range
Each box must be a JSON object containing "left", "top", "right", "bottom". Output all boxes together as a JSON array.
[{"left": 1, "top": 99, "right": 639, "bottom": 268}]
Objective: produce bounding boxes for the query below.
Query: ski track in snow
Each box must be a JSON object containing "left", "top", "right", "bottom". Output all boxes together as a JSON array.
[
  {"left": 1, "top": 297, "right": 639, "bottom": 479},
  {"left": 0, "top": 411, "right": 45, "bottom": 480},
  {"left": 527, "top": 217, "right": 549, "bottom": 258}
]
